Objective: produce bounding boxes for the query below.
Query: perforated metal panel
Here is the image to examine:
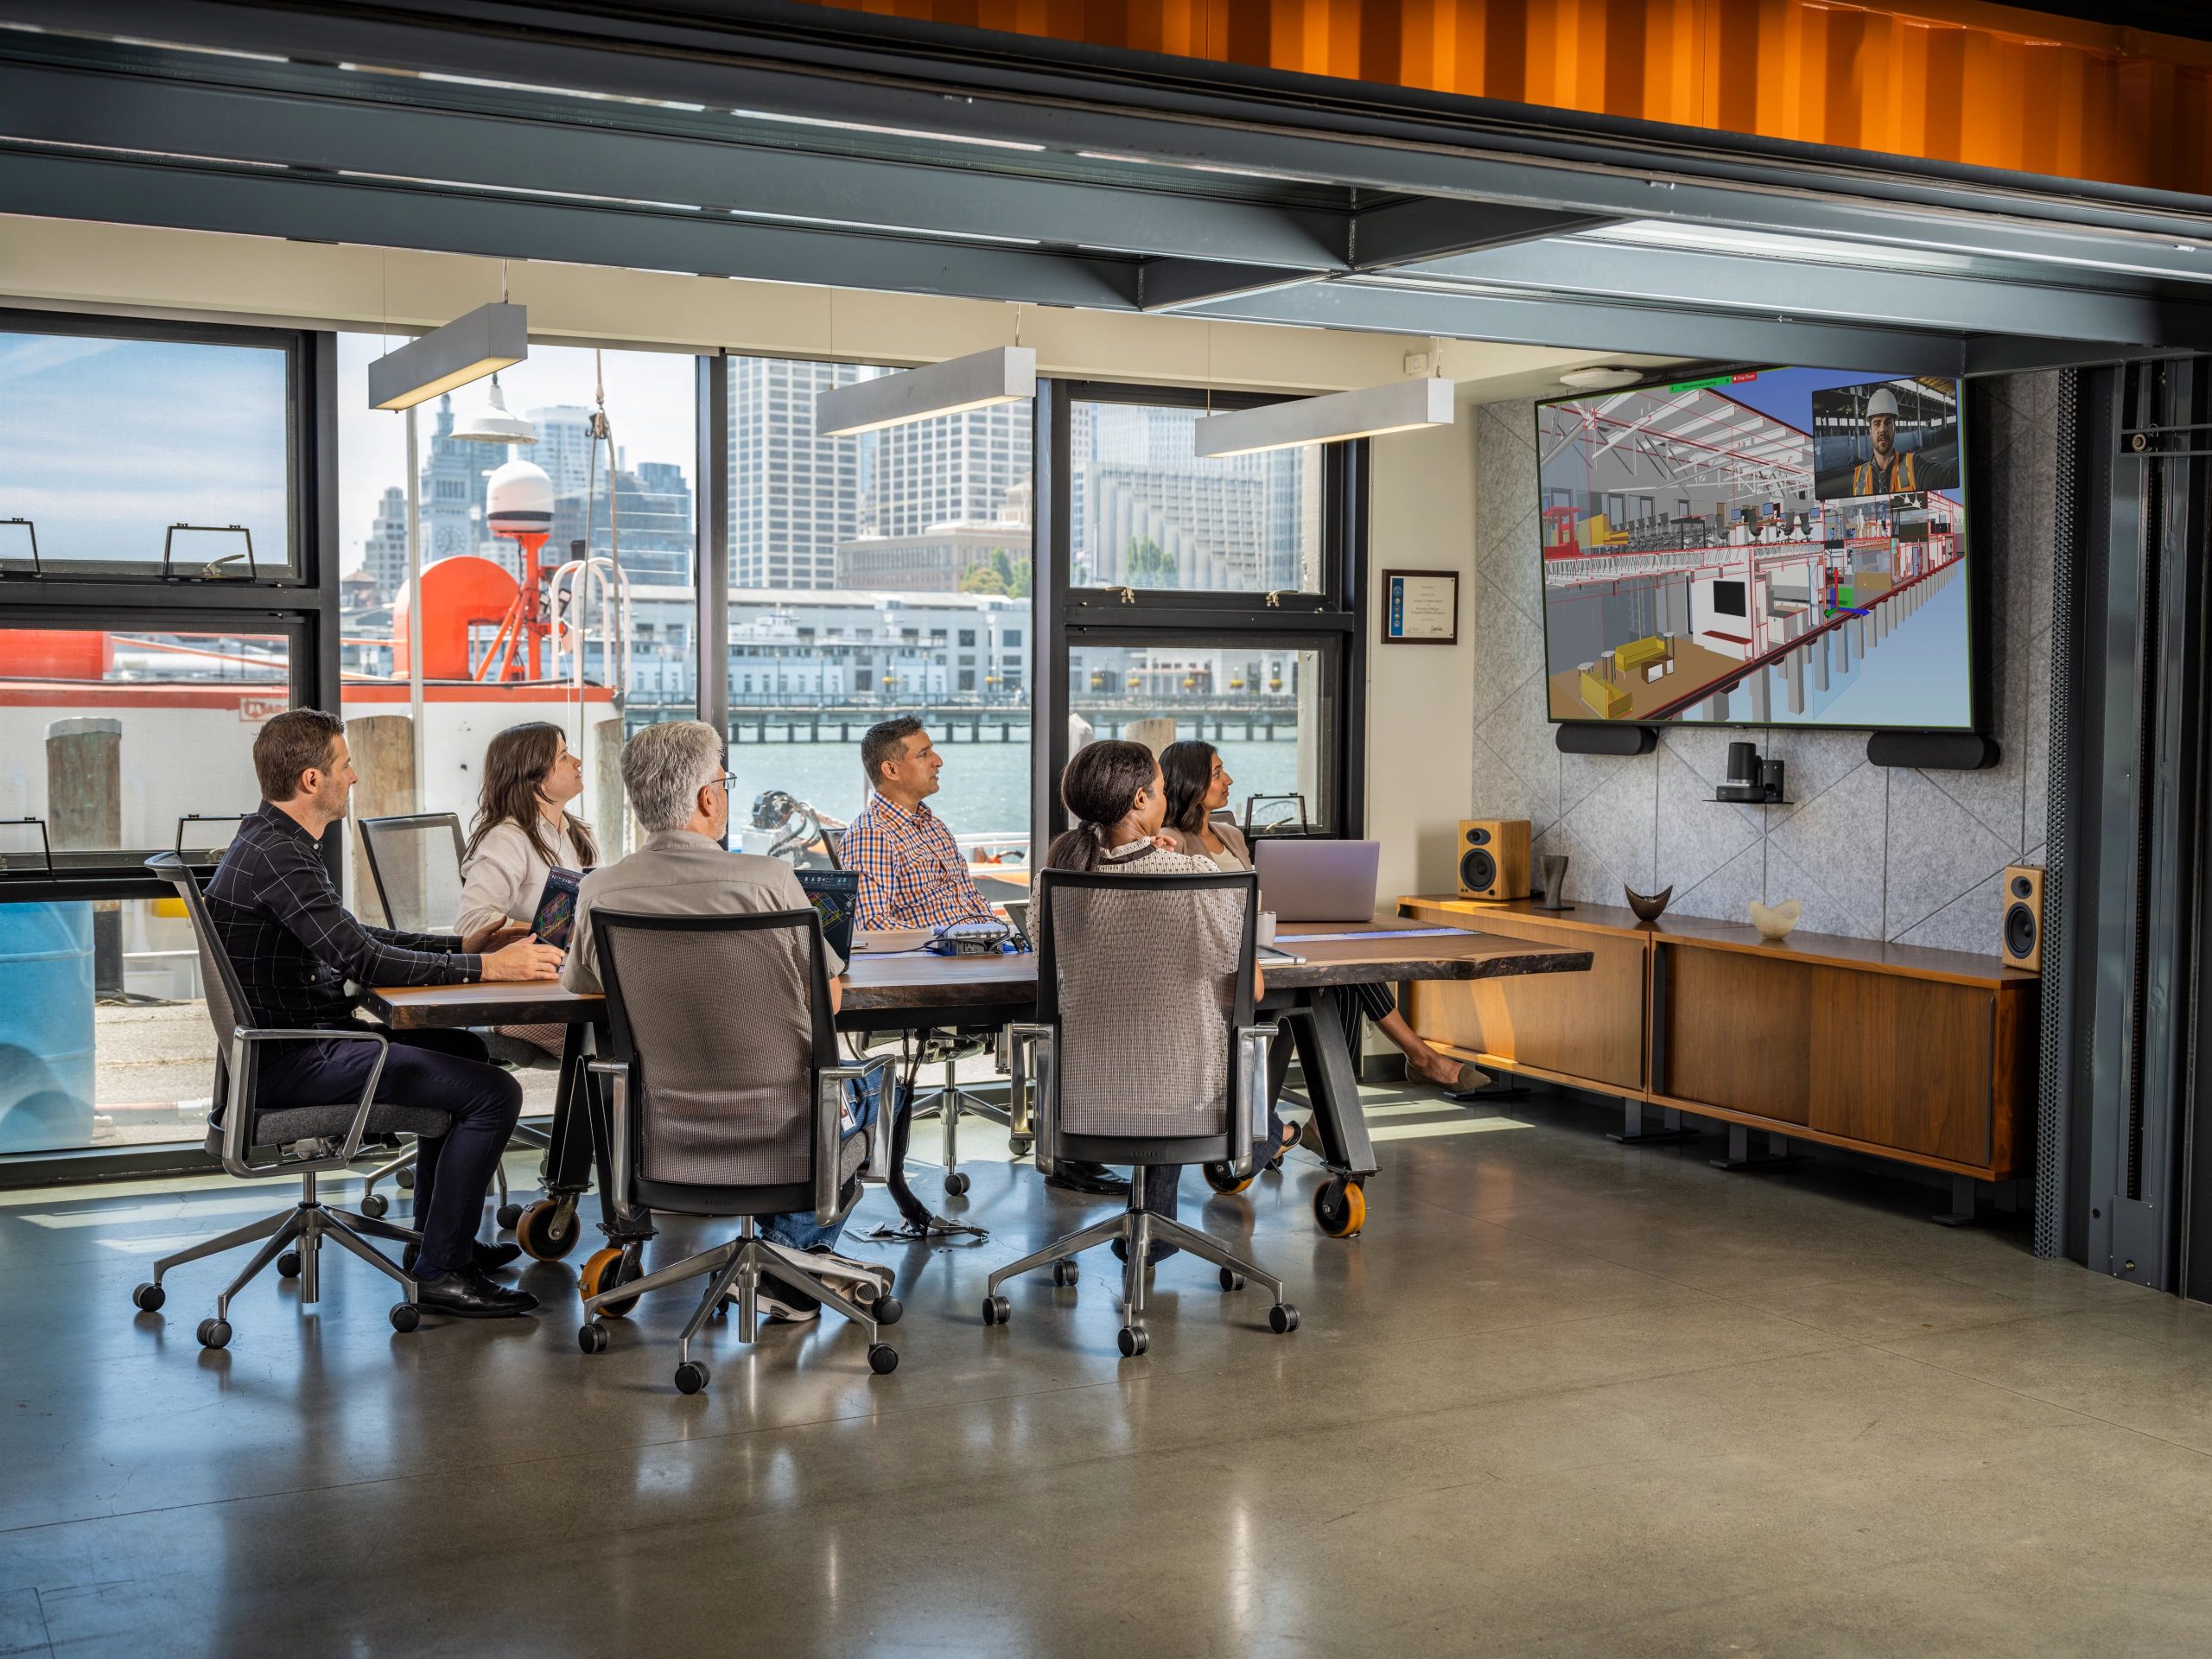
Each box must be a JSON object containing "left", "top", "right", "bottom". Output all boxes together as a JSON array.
[{"left": 2036, "top": 369, "right": 2081, "bottom": 1261}]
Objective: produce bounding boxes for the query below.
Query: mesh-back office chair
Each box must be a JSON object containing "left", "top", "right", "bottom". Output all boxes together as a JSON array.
[
  {"left": 357, "top": 811, "right": 550, "bottom": 1226},
  {"left": 986, "top": 868, "right": 1299, "bottom": 1357},
  {"left": 131, "top": 855, "right": 437, "bottom": 1346},
  {"left": 575, "top": 908, "right": 901, "bottom": 1394}
]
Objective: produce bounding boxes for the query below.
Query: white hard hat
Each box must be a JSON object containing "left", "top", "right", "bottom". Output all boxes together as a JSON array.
[{"left": 1866, "top": 386, "right": 1900, "bottom": 419}]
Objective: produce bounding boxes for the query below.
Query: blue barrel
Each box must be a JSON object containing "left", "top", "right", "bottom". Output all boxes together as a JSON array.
[{"left": 0, "top": 902, "right": 97, "bottom": 1153}]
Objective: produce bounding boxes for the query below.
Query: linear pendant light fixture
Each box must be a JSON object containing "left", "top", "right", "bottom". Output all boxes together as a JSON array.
[
  {"left": 816, "top": 346, "right": 1037, "bottom": 437},
  {"left": 1193, "top": 376, "right": 1458, "bottom": 459},
  {"left": 368, "top": 302, "right": 529, "bottom": 411}
]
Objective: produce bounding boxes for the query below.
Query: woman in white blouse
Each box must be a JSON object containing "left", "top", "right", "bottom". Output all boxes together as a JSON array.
[
  {"left": 458, "top": 721, "right": 597, "bottom": 1055},
  {"left": 1157, "top": 738, "right": 1486, "bottom": 1100}
]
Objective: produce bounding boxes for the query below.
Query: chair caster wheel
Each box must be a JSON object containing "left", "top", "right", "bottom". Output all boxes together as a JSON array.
[
  {"left": 874, "top": 1295, "right": 904, "bottom": 1326},
  {"left": 515, "top": 1198, "right": 581, "bottom": 1261},
  {"left": 1009, "top": 1135, "right": 1033, "bottom": 1158},
  {"left": 1052, "top": 1259, "right": 1079, "bottom": 1287},
  {"left": 868, "top": 1342, "right": 899, "bottom": 1375},
  {"left": 1313, "top": 1177, "right": 1365, "bottom": 1238},
  {"left": 944, "top": 1170, "right": 970, "bottom": 1197},
  {"left": 1269, "top": 1303, "right": 1300, "bottom": 1334},
  {"left": 1204, "top": 1161, "right": 1255, "bottom": 1196},
  {"left": 396, "top": 1166, "right": 415, "bottom": 1191},
  {"left": 1117, "top": 1325, "right": 1148, "bottom": 1357},
  {"left": 197, "top": 1318, "right": 232, "bottom": 1350},
  {"left": 277, "top": 1252, "right": 302, "bottom": 1280},
  {"left": 579, "top": 1247, "right": 639, "bottom": 1319},
  {"left": 578, "top": 1320, "right": 609, "bottom": 1355},
  {"left": 390, "top": 1302, "right": 420, "bottom": 1333},
  {"left": 131, "top": 1281, "right": 165, "bottom": 1313},
  {"left": 359, "top": 1192, "right": 390, "bottom": 1219},
  {"left": 982, "top": 1294, "right": 1010, "bottom": 1325},
  {"left": 674, "top": 1360, "right": 710, "bottom": 1395},
  {"left": 495, "top": 1203, "right": 523, "bottom": 1230},
  {"left": 1219, "top": 1268, "right": 1245, "bottom": 1292}
]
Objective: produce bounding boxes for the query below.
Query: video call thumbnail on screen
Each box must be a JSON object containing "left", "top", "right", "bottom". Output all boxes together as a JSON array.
[{"left": 1535, "top": 366, "right": 1973, "bottom": 733}]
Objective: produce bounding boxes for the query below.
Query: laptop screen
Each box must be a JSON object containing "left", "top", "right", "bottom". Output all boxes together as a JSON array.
[{"left": 797, "top": 868, "right": 861, "bottom": 963}]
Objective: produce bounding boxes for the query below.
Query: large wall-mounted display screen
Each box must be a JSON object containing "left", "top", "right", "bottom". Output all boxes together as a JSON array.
[{"left": 1535, "top": 367, "right": 1972, "bottom": 730}]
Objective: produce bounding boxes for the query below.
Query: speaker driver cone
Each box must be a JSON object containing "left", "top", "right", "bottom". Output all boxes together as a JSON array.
[
  {"left": 2004, "top": 903, "right": 2037, "bottom": 960},
  {"left": 1460, "top": 849, "right": 1497, "bottom": 892}
]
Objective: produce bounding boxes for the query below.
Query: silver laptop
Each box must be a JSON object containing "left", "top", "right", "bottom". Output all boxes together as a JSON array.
[{"left": 1255, "top": 838, "right": 1380, "bottom": 923}]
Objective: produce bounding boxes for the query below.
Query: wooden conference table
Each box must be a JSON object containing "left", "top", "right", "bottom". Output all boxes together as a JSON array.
[{"left": 358, "top": 913, "right": 1591, "bottom": 1256}]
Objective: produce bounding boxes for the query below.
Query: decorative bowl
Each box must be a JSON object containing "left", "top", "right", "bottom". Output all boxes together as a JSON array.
[
  {"left": 1624, "top": 884, "right": 1673, "bottom": 923},
  {"left": 1748, "top": 899, "right": 1802, "bottom": 941}
]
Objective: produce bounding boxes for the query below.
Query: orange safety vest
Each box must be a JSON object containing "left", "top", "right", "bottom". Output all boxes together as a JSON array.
[{"left": 1852, "top": 450, "right": 1919, "bottom": 496}]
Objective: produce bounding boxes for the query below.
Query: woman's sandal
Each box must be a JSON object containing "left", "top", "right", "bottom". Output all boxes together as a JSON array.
[{"left": 1267, "top": 1118, "right": 1303, "bottom": 1171}]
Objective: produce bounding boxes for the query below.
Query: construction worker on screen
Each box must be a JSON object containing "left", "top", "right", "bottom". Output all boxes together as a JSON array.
[{"left": 1851, "top": 385, "right": 1919, "bottom": 495}]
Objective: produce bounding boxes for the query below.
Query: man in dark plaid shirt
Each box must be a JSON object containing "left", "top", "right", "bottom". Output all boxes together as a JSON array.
[
  {"left": 206, "top": 709, "right": 565, "bottom": 1320},
  {"left": 844, "top": 717, "right": 1128, "bottom": 1198}
]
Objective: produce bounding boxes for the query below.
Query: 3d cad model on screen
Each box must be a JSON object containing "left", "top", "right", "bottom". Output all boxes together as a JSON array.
[{"left": 1535, "top": 365, "right": 1974, "bottom": 732}]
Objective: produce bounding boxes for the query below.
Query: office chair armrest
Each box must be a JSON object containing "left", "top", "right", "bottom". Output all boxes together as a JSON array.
[
  {"left": 227, "top": 1026, "right": 391, "bottom": 1173},
  {"left": 588, "top": 1058, "right": 638, "bottom": 1231},
  {"left": 1007, "top": 1022, "right": 1058, "bottom": 1171},
  {"left": 1227, "top": 1021, "right": 1276, "bottom": 1177},
  {"left": 813, "top": 1051, "right": 894, "bottom": 1223}
]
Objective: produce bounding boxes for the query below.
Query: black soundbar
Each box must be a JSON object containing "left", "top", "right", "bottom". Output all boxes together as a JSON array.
[
  {"left": 1554, "top": 723, "right": 1656, "bottom": 756},
  {"left": 1866, "top": 731, "right": 2001, "bottom": 771}
]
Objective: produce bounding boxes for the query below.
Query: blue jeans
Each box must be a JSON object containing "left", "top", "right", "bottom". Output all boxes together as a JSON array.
[{"left": 760, "top": 1067, "right": 887, "bottom": 1255}]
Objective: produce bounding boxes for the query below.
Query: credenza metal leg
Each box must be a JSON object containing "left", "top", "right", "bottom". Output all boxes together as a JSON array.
[
  {"left": 1929, "top": 1173, "right": 1981, "bottom": 1227},
  {"left": 1608, "top": 1098, "right": 1698, "bottom": 1146},
  {"left": 1709, "top": 1123, "right": 1795, "bottom": 1171}
]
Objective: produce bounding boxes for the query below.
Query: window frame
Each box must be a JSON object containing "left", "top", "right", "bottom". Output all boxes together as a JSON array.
[
  {"left": 0, "top": 321, "right": 340, "bottom": 906},
  {"left": 0, "top": 306, "right": 311, "bottom": 588},
  {"left": 1033, "top": 378, "right": 1369, "bottom": 844}
]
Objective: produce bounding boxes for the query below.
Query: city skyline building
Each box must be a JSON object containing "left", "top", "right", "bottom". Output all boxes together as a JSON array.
[
  {"left": 360, "top": 484, "right": 408, "bottom": 601},
  {"left": 730, "top": 356, "right": 865, "bottom": 589}
]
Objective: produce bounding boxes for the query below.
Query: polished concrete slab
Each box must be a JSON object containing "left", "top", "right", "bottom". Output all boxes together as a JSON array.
[{"left": 4, "top": 1085, "right": 2209, "bottom": 1657}]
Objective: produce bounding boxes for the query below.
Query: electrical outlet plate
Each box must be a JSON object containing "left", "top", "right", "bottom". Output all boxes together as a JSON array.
[{"left": 1403, "top": 352, "right": 1430, "bottom": 377}]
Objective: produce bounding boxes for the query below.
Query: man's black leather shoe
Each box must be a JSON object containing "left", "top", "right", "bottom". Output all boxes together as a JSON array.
[
  {"left": 404, "top": 1239, "right": 523, "bottom": 1276},
  {"left": 412, "top": 1268, "right": 539, "bottom": 1320},
  {"left": 1043, "top": 1160, "right": 1131, "bottom": 1197}
]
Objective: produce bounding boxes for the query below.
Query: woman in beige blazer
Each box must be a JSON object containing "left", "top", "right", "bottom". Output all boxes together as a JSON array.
[{"left": 1159, "top": 740, "right": 1487, "bottom": 1102}]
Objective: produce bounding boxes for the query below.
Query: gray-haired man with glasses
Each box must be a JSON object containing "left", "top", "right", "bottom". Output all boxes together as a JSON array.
[{"left": 563, "top": 720, "right": 888, "bottom": 1322}]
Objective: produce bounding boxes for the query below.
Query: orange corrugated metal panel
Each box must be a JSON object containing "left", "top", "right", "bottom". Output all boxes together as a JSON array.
[{"left": 785, "top": 0, "right": 2212, "bottom": 194}]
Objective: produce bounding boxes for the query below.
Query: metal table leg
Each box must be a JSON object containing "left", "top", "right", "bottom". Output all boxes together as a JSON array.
[{"left": 1279, "top": 992, "right": 1377, "bottom": 1238}]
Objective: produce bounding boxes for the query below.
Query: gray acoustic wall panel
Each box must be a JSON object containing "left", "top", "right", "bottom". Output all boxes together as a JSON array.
[{"left": 1467, "top": 375, "right": 2058, "bottom": 948}]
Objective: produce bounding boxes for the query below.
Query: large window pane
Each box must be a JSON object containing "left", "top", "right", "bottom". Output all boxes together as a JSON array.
[
  {"left": 1069, "top": 643, "right": 1332, "bottom": 833},
  {"left": 0, "top": 625, "right": 291, "bottom": 1154},
  {"left": 0, "top": 626, "right": 288, "bottom": 861},
  {"left": 0, "top": 898, "right": 226, "bottom": 1154},
  {"left": 727, "top": 358, "right": 1033, "bottom": 859},
  {"left": 0, "top": 330, "right": 290, "bottom": 576},
  {"left": 1071, "top": 399, "right": 1320, "bottom": 594},
  {"left": 336, "top": 336, "right": 698, "bottom": 907}
]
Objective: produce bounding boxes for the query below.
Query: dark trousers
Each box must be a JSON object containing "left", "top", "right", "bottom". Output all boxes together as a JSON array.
[{"left": 260, "top": 1028, "right": 523, "bottom": 1278}]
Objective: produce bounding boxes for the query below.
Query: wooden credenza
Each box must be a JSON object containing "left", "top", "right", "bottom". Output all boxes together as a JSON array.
[{"left": 1399, "top": 896, "right": 2039, "bottom": 1187}]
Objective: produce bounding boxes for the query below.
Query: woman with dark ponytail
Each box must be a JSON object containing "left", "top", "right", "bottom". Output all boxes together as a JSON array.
[{"left": 1041, "top": 740, "right": 1264, "bottom": 1266}]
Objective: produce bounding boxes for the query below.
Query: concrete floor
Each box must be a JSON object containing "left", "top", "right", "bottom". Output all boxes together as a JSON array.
[{"left": 5, "top": 1084, "right": 2211, "bottom": 1657}]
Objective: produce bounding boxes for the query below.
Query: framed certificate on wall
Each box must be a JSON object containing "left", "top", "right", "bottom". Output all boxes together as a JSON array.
[{"left": 1382, "top": 569, "right": 1459, "bottom": 645}]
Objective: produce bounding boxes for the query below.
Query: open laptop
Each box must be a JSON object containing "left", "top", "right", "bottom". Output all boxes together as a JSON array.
[
  {"left": 797, "top": 868, "right": 861, "bottom": 963},
  {"left": 1254, "top": 838, "right": 1381, "bottom": 923}
]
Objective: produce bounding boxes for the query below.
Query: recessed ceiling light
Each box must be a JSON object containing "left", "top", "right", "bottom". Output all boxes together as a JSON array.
[{"left": 1559, "top": 367, "right": 1643, "bottom": 391}]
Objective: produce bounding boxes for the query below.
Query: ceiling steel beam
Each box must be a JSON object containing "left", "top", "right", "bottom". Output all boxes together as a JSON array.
[
  {"left": 1137, "top": 260, "right": 1325, "bottom": 311},
  {"left": 0, "top": 54, "right": 1344, "bottom": 270},
  {"left": 1184, "top": 279, "right": 1967, "bottom": 377},
  {"left": 17, "top": 0, "right": 2212, "bottom": 285},
  {"left": 1348, "top": 198, "right": 1618, "bottom": 270},
  {"left": 1403, "top": 238, "right": 2212, "bottom": 350},
  {"left": 0, "top": 147, "right": 1140, "bottom": 308}
]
